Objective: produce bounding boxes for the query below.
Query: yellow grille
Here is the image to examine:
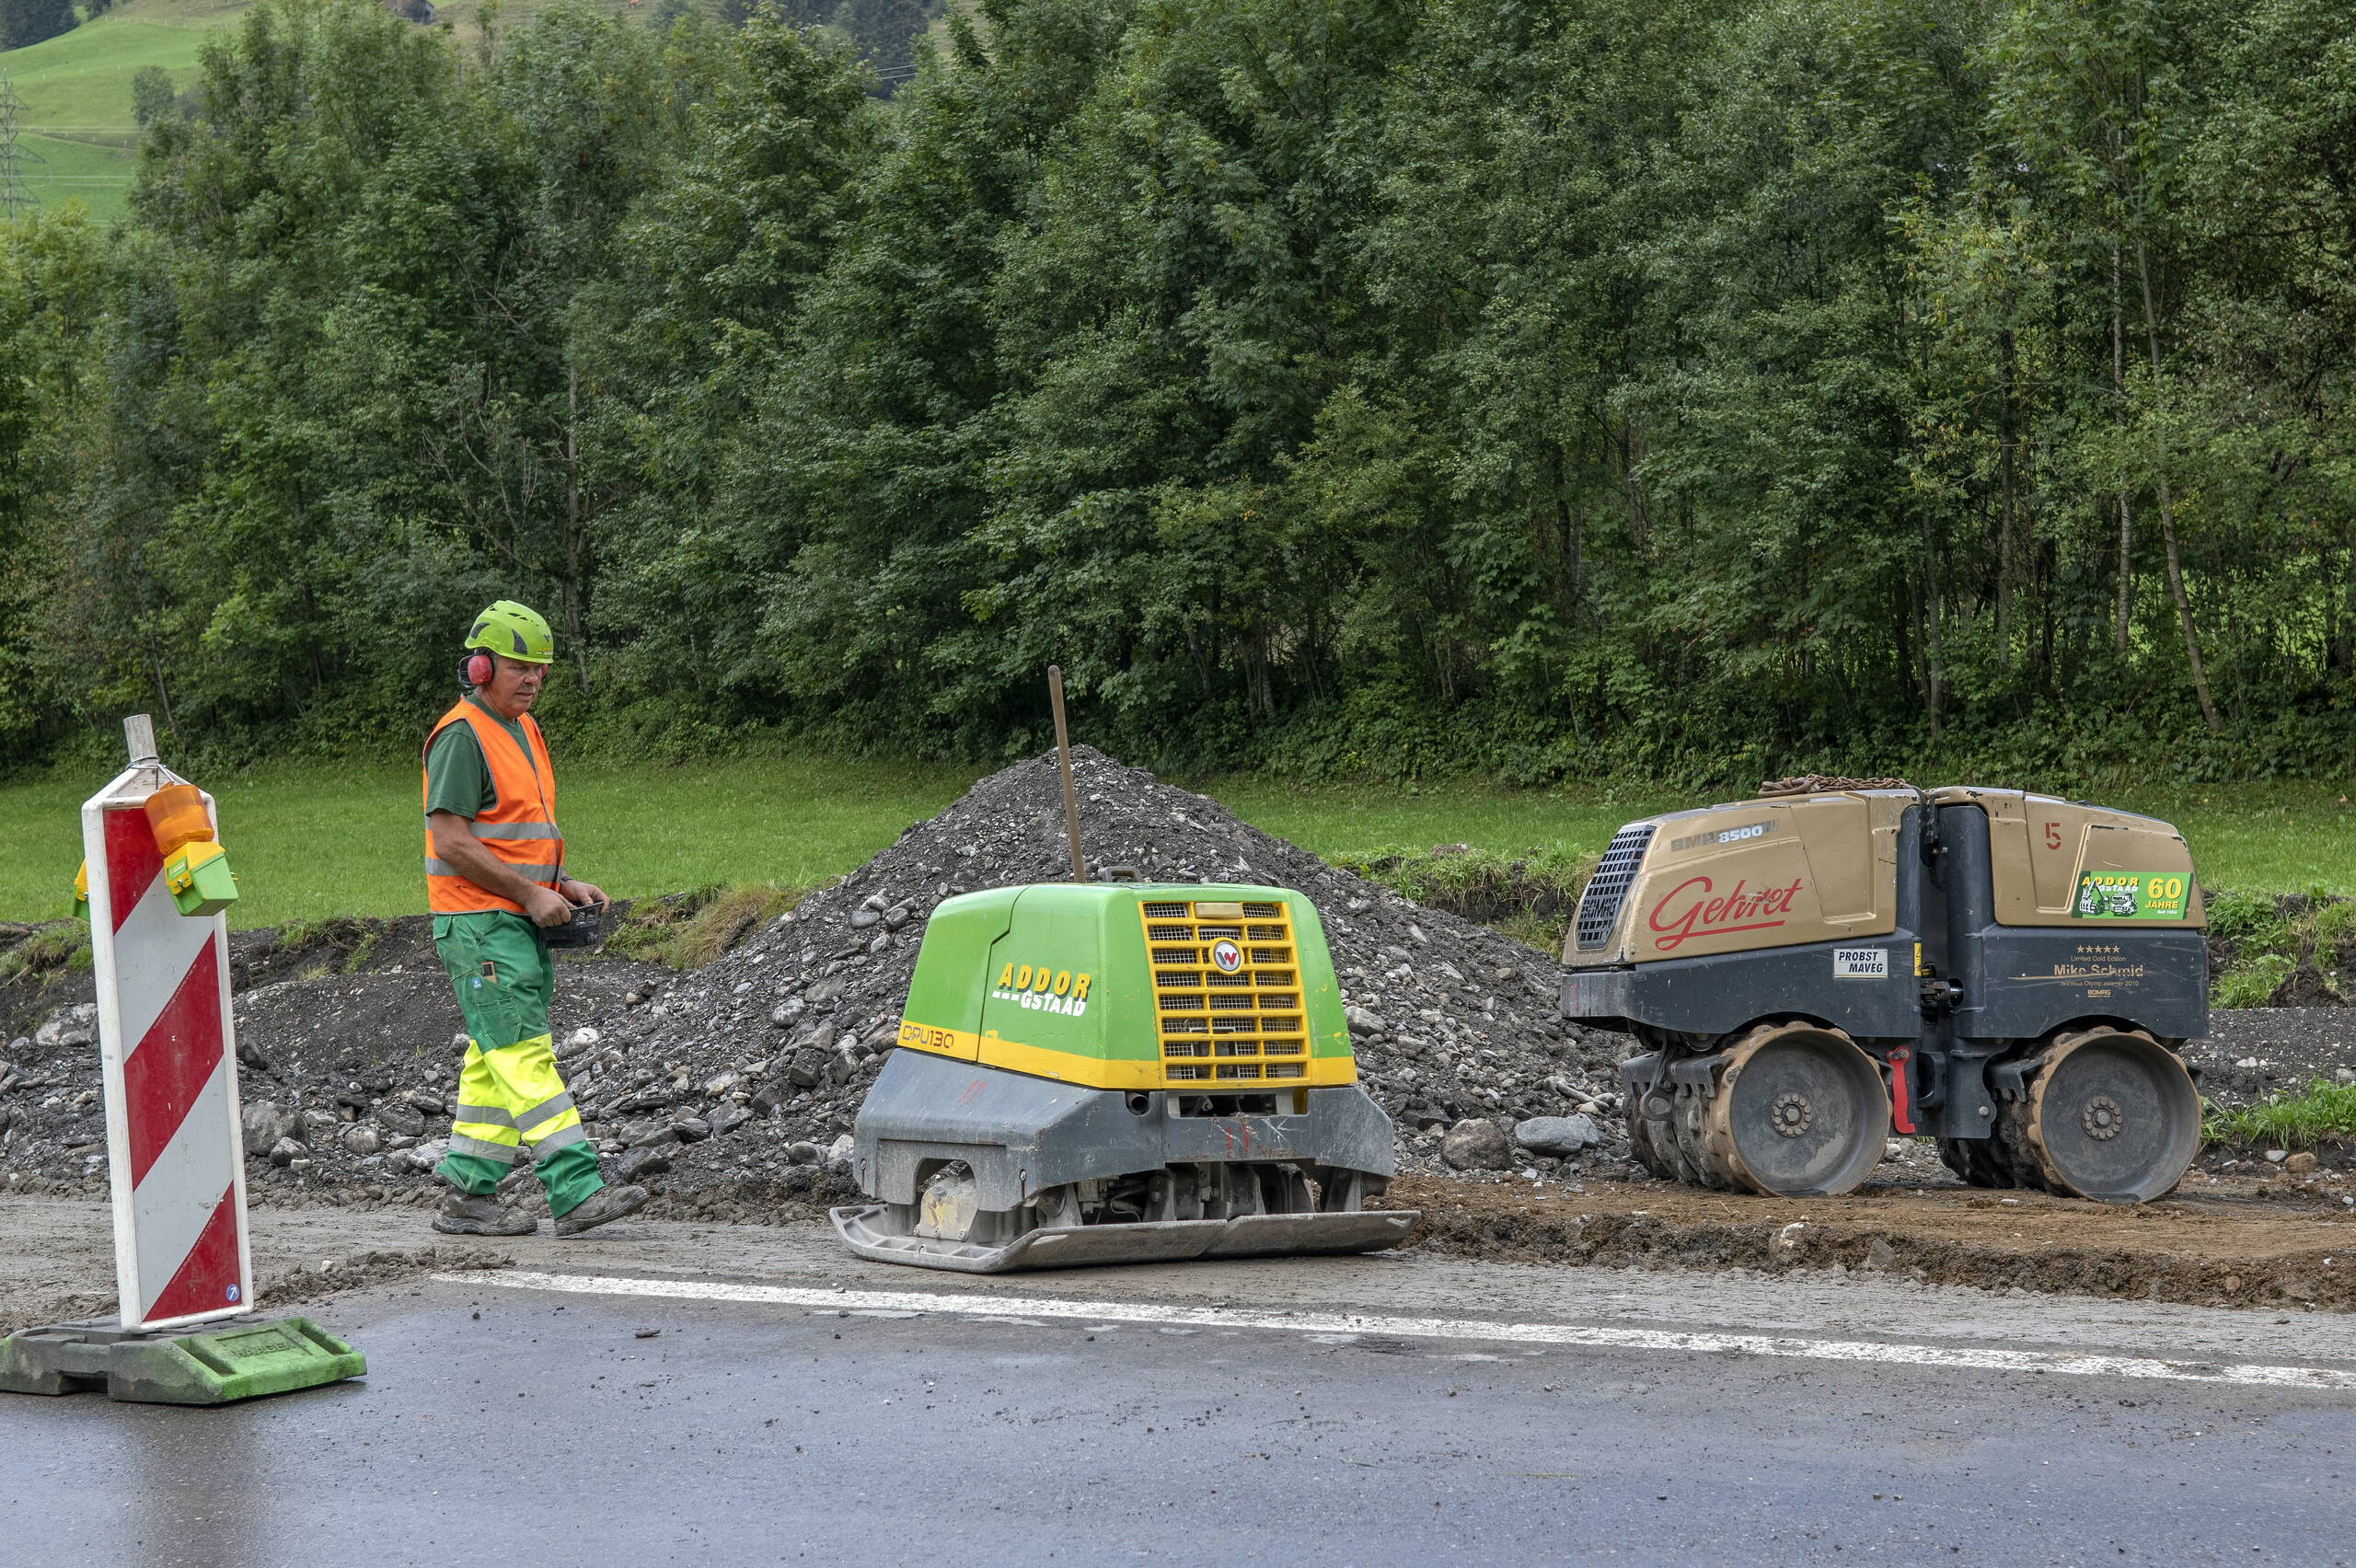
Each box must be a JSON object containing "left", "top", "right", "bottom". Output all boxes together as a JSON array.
[{"left": 1140, "top": 897, "right": 1310, "bottom": 1086}]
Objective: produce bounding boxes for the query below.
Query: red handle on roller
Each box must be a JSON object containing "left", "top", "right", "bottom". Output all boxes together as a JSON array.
[{"left": 1886, "top": 1046, "right": 1916, "bottom": 1135}]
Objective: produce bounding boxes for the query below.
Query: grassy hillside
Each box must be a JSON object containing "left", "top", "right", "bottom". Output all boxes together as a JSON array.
[
  {"left": 1, "top": 0, "right": 652, "bottom": 223},
  {"left": 4, "top": 0, "right": 235, "bottom": 221},
  {"left": 0, "top": 760, "right": 2349, "bottom": 929}
]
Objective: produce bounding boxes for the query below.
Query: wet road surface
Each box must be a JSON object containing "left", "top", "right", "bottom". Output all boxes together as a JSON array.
[{"left": 4, "top": 1248, "right": 2352, "bottom": 1567}]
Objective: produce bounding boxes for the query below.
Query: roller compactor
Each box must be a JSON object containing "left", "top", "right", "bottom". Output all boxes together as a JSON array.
[
  {"left": 1561, "top": 787, "right": 2208, "bottom": 1202},
  {"left": 832, "top": 882, "right": 1417, "bottom": 1273}
]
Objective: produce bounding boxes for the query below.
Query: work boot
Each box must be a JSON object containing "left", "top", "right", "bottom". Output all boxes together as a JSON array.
[
  {"left": 432, "top": 1193, "right": 540, "bottom": 1238},
  {"left": 554, "top": 1183, "right": 648, "bottom": 1239}
]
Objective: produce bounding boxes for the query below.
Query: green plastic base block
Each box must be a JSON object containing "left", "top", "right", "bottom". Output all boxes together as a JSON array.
[{"left": 0, "top": 1315, "right": 365, "bottom": 1405}]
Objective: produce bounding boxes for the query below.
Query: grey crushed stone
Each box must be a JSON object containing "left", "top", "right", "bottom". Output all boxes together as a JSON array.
[{"left": 1441, "top": 1118, "right": 1515, "bottom": 1170}]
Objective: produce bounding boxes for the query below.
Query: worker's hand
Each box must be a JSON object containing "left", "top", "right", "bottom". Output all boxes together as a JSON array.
[
  {"left": 523, "top": 883, "right": 574, "bottom": 928},
  {"left": 560, "top": 878, "right": 609, "bottom": 912}
]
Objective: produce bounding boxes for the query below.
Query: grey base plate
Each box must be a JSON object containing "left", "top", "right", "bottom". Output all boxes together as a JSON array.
[{"left": 829, "top": 1205, "right": 1421, "bottom": 1274}]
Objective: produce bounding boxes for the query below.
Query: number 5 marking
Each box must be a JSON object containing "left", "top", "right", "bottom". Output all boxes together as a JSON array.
[{"left": 2044, "top": 822, "right": 2062, "bottom": 851}]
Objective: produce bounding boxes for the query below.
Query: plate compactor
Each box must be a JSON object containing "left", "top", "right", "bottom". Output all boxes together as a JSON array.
[
  {"left": 831, "top": 882, "right": 1418, "bottom": 1273},
  {"left": 1561, "top": 786, "right": 2208, "bottom": 1203}
]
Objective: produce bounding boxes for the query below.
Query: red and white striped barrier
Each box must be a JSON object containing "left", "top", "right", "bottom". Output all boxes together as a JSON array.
[{"left": 81, "top": 720, "right": 252, "bottom": 1332}]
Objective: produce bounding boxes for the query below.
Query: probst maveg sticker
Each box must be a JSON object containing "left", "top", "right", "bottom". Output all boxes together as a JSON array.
[{"left": 1210, "top": 938, "right": 1243, "bottom": 974}]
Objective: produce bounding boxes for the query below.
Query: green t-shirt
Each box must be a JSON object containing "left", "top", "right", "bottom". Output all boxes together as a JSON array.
[{"left": 423, "top": 698, "right": 533, "bottom": 821}]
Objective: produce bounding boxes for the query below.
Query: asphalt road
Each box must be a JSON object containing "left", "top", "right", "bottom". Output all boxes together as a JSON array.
[{"left": 3, "top": 1241, "right": 2352, "bottom": 1567}]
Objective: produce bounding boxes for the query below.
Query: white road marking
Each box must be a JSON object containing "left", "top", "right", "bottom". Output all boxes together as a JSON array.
[{"left": 448, "top": 1270, "right": 2356, "bottom": 1393}]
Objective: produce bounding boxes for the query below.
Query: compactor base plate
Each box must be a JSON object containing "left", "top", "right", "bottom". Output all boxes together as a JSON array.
[{"left": 830, "top": 1205, "right": 1419, "bottom": 1274}]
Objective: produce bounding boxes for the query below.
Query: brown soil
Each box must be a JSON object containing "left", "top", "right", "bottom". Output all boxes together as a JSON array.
[
  {"left": 3, "top": 1238, "right": 510, "bottom": 1334},
  {"left": 1397, "top": 1170, "right": 2356, "bottom": 1313}
]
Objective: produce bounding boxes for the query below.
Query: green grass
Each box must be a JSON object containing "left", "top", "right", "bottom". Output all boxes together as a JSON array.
[
  {"left": 0, "top": 921, "right": 91, "bottom": 980},
  {"left": 2201, "top": 884, "right": 2356, "bottom": 1008},
  {"left": 1213, "top": 778, "right": 2356, "bottom": 890},
  {"left": 1202, "top": 775, "right": 1666, "bottom": 867},
  {"left": 5, "top": 762, "right": 2352, "bottom": 930},
  {"left": 0, "top": 756, "right": 980, "bottom": 928},
  {"left": 12, "top": 133, "right": 137, "bottom": 220},
  {"left": 2206, "top": 1078, "right": 2356, "bottom": 1149},
  {"left": 2212, "top": 952, "right": 2295, "bottom": 1009},
  {"left": 604, "top": 882, "right": 813, "bottom": 968},
  {"left": 2, "top": 6, "right": 231, "bottom": 223},
  {"left": 2104, "top": 784, "right": 2356, "bottom": 892},
  {"left": 1, "top": 0, "right": 671, "bottom": 224}
]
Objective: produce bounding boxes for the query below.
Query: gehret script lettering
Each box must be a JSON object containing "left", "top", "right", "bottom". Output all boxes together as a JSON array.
[{"left": 1646, "top": 876, "right": 1805, "bottom": 951}]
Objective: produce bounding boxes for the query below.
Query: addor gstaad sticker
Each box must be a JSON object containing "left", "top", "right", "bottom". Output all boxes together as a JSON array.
[{"left": 2072, "top": 872, "right": 2189, "bottom": 921}]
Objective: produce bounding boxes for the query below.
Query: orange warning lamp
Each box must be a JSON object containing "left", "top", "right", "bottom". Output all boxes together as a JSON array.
[
  {"left": 143, "top": 784, "right": 238, "bottom": 917},
  {"left": 144, "top": 785, "right": 212, "bottom": 853}
]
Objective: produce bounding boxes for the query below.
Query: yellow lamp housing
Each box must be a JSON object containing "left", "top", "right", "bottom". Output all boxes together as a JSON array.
[
  {"left": 73, "top": 860, "right": 90, "bottom": 920},
  {"left": 163, "top": 838, "right": 238, "bottom": 917}
]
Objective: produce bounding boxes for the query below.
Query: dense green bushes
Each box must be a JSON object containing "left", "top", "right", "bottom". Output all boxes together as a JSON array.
[{"left": 6, "top": 0, "right": 2356, "bottom": 784}]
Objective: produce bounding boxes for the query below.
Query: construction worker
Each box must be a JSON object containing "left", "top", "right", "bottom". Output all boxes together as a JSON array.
[{"left": 422, "top": 600, "right": 646, "bottom": 1239}]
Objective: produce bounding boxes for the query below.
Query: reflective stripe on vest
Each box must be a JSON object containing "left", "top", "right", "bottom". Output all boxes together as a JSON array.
[{"left": 422, "top": 699, "right": 565, "bottom": 916}]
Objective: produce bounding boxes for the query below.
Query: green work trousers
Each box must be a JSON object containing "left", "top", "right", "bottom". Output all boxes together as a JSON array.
[{"left": 432, "top": 910, "right": 605, "bottom": 1216}]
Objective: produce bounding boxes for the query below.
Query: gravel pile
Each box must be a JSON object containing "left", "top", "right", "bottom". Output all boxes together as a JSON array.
[
  {"left": 535, "top": 745, "right": 1633, "bottom": 1196},
  {"left": 0, "top": 748, "right": 1634, "bottom": 1216}
]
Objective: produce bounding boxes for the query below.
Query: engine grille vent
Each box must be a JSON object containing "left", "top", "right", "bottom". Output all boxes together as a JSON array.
[
  {"left": 1139, "top": 898, "right": 1306, "bottom": 1086},
  {"left": 1576, "top": 824, "right": 1657, "bottom": 951}
]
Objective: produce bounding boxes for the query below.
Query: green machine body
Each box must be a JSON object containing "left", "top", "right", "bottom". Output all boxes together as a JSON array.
[{"left": 832, "top": 882, "right": 1417, "bottom": 1274}]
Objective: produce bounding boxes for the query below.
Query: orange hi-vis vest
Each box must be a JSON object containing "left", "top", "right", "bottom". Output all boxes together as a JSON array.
[{"left": 422, "top": 699, "right": 564, "bottom": 916}]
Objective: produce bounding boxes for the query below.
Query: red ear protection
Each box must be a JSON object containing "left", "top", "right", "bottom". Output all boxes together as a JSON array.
[{"left": 463, "top": 651, "right": 494, "bottom": 688}]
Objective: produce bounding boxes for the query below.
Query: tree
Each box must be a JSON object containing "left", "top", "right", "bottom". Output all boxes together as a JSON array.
[
  {"left": 130, "top": 65, "right": 177, "bottom": 128},
  {"left": 0, "top": 0, "right": 75, "bottom": 51},
  {"left": 0, "top": 208, "right": 108, "bottom": 758},
  {"left": 10, "top": 0, "right": 2356, "bottom": 779}
]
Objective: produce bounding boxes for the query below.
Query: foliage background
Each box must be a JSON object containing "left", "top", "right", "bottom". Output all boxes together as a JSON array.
[{"left": 5, "top": 0, "right": 2355, "bottom": 790}]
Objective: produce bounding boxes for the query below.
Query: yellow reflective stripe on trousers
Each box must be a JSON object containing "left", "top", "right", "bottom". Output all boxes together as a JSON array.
[
  {"left": 449, "top": 1131, "right": 522, "bottom": 1164},
  {"left": 528, "top": 1122, "right": 589, "bottom": 1153},
  {"left": 520, "top": 1107, "right": 584, "bottom": 1145},
  {"left": 513, "top": 1091, "right": 575, "bottom": 1135}
]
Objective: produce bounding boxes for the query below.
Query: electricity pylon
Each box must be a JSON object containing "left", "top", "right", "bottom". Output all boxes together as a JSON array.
[{"left": 0, "top": 73, "right": 43, "bottom": 219}]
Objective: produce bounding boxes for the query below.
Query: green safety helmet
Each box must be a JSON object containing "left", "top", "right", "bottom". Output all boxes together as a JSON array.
[{"left": 465, "top": 600, "right": 556, "bottom": 665}]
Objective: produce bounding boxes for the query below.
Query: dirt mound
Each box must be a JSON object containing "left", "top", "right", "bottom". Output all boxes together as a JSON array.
[
  {"left": 0, "top": 749, "right": 1631, "bottom": 1214},
  {"left": 1, "top": 914, "right": 442, "bottom": 1047},
  {"left": 0, "top": 1239, "right": 509, "bottom": 1336},
  {"left": 1400, "top": 1165, "right": 2356, "bottom": 1313}
]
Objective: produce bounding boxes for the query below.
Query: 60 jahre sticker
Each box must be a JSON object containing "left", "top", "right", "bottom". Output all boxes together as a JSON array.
[{"left": 2073, "top": 871, "right": 2189, "bottom": 920}]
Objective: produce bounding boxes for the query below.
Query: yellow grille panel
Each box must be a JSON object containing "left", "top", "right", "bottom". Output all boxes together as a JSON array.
[{"left": 1139, "top": 897, "right": 1311, "bottom": 1087}]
